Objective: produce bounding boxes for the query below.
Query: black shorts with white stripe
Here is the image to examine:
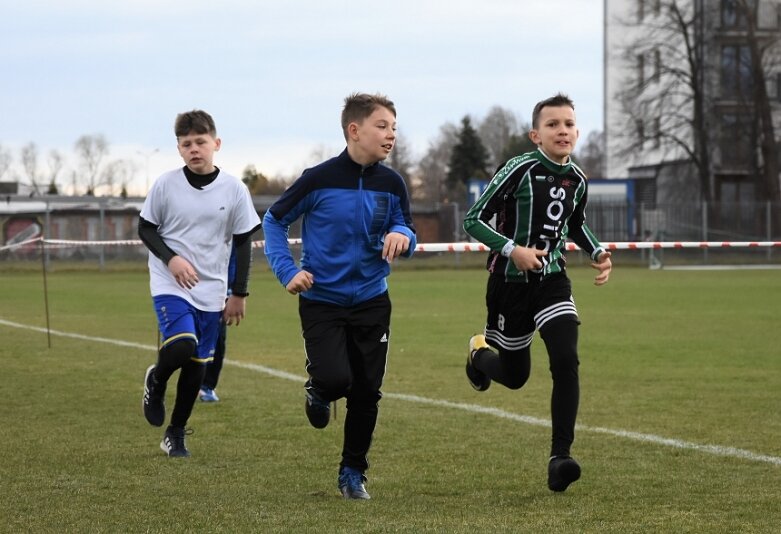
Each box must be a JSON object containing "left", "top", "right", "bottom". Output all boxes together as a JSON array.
[{"left": 484, "top": 272, "right": 580, "bottom": 352}]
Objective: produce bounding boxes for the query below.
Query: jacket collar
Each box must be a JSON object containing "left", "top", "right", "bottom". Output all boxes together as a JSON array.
[
  {"left": 338, "top": 148, "right": 381, "bottom": 173},
  {"left": 536, "top": 148, "right": 572, "bottom": 174}
]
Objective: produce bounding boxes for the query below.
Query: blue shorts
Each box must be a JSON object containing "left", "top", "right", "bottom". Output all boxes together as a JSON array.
[{"left": 152, "top": 295, "right": 222, "bottom": 364}]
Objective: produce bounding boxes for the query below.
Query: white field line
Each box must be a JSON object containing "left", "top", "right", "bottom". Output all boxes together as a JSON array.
[{"left": 3, "top": 317, "right": 780, "bottom": 467}]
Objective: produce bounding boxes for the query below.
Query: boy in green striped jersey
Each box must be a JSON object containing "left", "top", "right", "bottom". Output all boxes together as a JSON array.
[{"left": 463, "top": 93, "right": 612, "bottom": 492}]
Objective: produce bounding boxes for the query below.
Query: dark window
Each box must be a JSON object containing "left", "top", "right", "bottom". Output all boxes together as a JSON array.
[
  {"left": 718, "top": 177, "right": 756, "bottom": 202},
  {"left": 653, "top": 49, "right": 661, "bottom": 83},
  {"left": 637, "top": 54, "right": 645, "bottom": 86},
  {"left": 653, "top": 117, "right": 661, "bottom": 148},
  {"left": 636, "top": 119, "right": 645, "bottom": 147},
  {"left": 719, "top": 113, "right": 752, "bottom": 167},
  {"left": 722, "top": 0, "right": 757, "bottom": 28},
  {"left": 721, "top": 45, "right": 753, "bottom": 98},
  {"left": 767, "top": 73, "right": 781, "bottom": 101},
  {"left": 776, "top": 72, "right": 781, "bottom": 100}
]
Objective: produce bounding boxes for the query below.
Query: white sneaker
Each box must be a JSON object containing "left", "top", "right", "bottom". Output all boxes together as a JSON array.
[{"left": 199, "top": 388, "right": 219, "bottom": 402}]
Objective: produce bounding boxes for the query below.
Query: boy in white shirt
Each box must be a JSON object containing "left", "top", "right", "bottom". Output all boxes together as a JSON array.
[{"left": 138, "top": 109, "right": 261, "bottom": 457}]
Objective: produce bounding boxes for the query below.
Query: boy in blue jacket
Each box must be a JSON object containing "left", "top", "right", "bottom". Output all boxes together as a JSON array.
[{"left": 263, "top": 92, "right": 416, "bottom": 500}]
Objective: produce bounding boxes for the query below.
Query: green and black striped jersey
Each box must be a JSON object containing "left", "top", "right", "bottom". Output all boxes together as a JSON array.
[{"left": 463, "top": 148, "right": 604, "bottom": 281}]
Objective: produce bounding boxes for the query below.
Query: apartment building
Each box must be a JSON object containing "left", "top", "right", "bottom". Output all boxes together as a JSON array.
[{"left": 604, "top": 0, "right": 781, "bottom": 203}]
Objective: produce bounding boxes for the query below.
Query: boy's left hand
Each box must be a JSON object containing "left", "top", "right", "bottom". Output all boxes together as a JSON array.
[
  {"left": 223, "top": 294, "right": 246, "bottom": 325},
  {"left": 591, "top": 251, "right": 612, "bottom": 286},
  {"left": 382, "top": 232, "right": 410, "bottom": 263}
]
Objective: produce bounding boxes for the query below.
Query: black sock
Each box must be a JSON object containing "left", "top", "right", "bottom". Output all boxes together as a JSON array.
[
  {"left": 171, "top": 361, "right": 206, "bottom": 428},
  {"left": 474, "top": 346, "right": 531, "bottom": 390},
  {"left": 155, "top": 339, "right": 197, "bottom": 384},
  {"left": 540, "top": 320, "right": 580, "bottom": 457}
]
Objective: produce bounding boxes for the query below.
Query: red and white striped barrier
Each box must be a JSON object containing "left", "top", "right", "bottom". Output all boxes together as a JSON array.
[
  {"left": 415, "top": 241, "right": 781, "bottom": 253},
  {"left": 2, "top": 237, "right": 781, "bottom": 253}
]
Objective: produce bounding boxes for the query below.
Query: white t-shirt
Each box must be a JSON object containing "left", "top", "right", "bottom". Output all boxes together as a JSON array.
[{"left": 140, "top": 168, "right": 261, "bottom": 312}]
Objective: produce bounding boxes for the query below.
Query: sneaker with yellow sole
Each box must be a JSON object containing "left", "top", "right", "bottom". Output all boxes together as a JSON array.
[{"left": 466, "top": 334, "right": 491, "bottom": 391}]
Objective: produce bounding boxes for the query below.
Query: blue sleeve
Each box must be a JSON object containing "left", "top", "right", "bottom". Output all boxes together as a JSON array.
[
  {"left": 262, "top": 210, "right": 301, "bottom": 288},
  {"left": 263, "top": 177, "right": 313, "bottom": 287},
  {"left": 228, "top": 246, "right": 237, "bottom": 287},
  {"left": 388, "top": 181, "right": 417, "bottom": 258}
]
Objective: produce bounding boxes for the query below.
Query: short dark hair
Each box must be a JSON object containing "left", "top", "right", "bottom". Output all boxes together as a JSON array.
[
  {"left": 174, "top": 110, "right": 217, "bottom": 138},
  {"left": 341, "top": 93, "right": 396, "bottom": 140},
  {"left": 531, "top": 93, "right": 575, "bottom": 129}
]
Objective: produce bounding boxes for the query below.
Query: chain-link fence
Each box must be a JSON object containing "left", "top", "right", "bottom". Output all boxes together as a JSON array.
[{"left": 1, "top": 196, "right": 779, "bottom": 270}]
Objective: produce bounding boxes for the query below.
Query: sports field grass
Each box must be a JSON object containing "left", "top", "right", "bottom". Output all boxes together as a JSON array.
[{"left": 1, "top": 265, "right": 780, "bottom": 532}]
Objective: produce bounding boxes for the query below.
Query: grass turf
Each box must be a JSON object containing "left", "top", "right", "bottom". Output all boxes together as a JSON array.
[{"left": 1, "top": 265, "right": 779, "bottom": 532}]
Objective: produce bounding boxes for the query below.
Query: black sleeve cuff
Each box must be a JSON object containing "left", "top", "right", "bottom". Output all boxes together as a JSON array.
[
  {"left": 230, "top": 228, "right": 258, "bottom": 296},
  {"left": 138, "top": 217, "right": 177, "bottom": 264}
]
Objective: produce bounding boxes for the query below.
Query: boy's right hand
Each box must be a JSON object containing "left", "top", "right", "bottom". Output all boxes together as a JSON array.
[
  {"left": 509, "top": 246, "right": 547, "bottom": 271},
  {"left": 168, "top": 256, "right": 199, "bottom": 289},
  {"left": 286, "top": 270, "right": 314, "bottom": 295}
]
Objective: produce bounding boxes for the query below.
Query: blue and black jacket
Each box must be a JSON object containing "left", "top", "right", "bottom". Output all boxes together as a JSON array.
[{"left": 263, "top": 149, "right": 417, "bottom": 306}]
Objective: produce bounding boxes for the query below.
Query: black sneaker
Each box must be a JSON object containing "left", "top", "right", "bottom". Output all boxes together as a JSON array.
[
  {"left": 142, "top": 365, "right": 165, "bottom": 427},
  {"left": 466, "top": 334, "right": 491, "bottom": 391},
  {"left": 160, "top": 426, "right": 192, "bottom": 458},
  {"left": 305, "top": 390, "right": 330, "bottom": 429},
  {"left": 547, "top": 455, "right": 581, "bottom": 492},
  {"left": 338, "top": 467, "right": 371, "bottom": 500}
]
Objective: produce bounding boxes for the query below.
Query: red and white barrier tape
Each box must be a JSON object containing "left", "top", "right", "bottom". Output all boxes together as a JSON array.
[
  {"left": 2, "top": 237, "right": 781, "bottom": 253},
  {"left": 415, "top": 241, "right": 781, "bottom": 252}
]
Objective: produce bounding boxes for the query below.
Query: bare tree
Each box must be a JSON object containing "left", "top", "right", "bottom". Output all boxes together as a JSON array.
[
  {"left": 74, "top": 134, "right": 109, "bottom": 195},
  {"left": 47, "top": 150, "right": 64, "bottom": 195},
  {"left": 21, "top": 142, "right": 43, "bottom": 195},
  {"left": 614, "top": 0, "right": 715, "bottom": 201},
  {"left": 576, "top": 130, "right": 606, "bottom": 178},
  {"left": 417, "top": 122, "right": 459, "bottom": 203},
  {"left": 69, "top": 170, "right": 79, "bottom": 196},
  {"left": 0, "top": 144, "right": 12, "bottom": 181},
  {"left": 102, "top": 159, "right": 135, "bottom": 197},
  {"left": 101, "top": 161, "right": 118, "bottom": 196},
  {"left": 386, "top": 128, "right": 416, "bottom": 196},
  {"left": 121, "top": 160, "right": 139, "bottom": 197},
  {"left": 613, "top": 0, "right": 781, "bottom": 203},
  {"left": 305, "top": 144, "right": 337, "bottom": 169},
  {"left": 478, "top": 106, "right": 524, "bottom": 170},
  {"left": 737, "top": 0, "right": 781, "bottom": 203}
]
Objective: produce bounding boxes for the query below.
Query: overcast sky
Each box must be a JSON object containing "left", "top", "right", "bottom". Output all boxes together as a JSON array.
[{"left": 0, "top": 0, "right": 604, "bottom": 195}]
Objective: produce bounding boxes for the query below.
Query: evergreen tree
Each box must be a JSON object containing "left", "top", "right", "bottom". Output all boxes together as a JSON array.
[
  {"left": 499, "top": 133, "right": 537, "bottom": 171},
  {"left": 447, "top": 116, "right": 489, "bottom": 187},
  {"left": 242, "top": 165, "right": 269, "bottom": 194}
]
